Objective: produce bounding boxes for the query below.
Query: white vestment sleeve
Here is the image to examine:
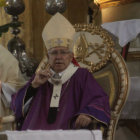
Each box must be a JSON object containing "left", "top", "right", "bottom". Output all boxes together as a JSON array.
[{"left": 1, "top": 82, "right": 17, "bottom": 107}]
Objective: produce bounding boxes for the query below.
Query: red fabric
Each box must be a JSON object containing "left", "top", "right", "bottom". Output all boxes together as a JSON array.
[
  {"left": 72, "top": 58, "right": 80, "bottom": 67},
  {"left": 121, "top": 43, "right": 130, "bottom": 61},
  {"left": 122, "top": 46, "right": 127, "bottom": 58}
]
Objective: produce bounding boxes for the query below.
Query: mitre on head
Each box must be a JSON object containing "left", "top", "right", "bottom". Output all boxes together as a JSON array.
[{"left": 42, "top": 12, "right": 75, "bottom": 51}]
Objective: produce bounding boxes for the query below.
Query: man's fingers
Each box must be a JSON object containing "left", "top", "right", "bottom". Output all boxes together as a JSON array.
[
  {"left": 75, "top": 117, "right": 80, "bottom": 128},
  {"left": 75, "top": 118, "right": 87, "bottom": 129},
  {"left": 32, "top": 69, "right": 52, "bottom": 88},
  {"left": 37, "top": 69, "right": 52, "bottom": 79},
  {"left": 75, "top": 114, "right": 92, "bottom": 129}
]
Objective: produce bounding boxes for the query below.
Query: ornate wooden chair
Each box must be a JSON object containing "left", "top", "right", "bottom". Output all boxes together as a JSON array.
[
  {"left": 73, "top": 24, "right": 129, "bottom": 140},
  {"left": 0, "top": 24, "right": 129, "bottom": 140}
]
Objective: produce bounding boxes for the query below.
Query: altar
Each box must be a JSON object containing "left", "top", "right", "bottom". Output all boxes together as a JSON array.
[{"left": 0, "top": 130, "right": 102, "bottom": 140}]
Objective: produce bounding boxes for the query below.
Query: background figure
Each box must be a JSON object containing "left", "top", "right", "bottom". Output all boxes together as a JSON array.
[
  {"left": 0, "top": 44, "right": 26, "bottom": 130},
  {"left": 11, "top": 13, "right": 110, "bottom": 130}
]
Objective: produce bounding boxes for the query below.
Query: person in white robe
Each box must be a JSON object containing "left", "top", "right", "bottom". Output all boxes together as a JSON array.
[{"left": 0, "top": 45, "right": 26, "bottom": 130}]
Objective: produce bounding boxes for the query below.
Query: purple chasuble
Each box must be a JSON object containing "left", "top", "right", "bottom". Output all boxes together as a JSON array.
[{"left": 11, "top": 68, "right": 110, "bottom": 130}]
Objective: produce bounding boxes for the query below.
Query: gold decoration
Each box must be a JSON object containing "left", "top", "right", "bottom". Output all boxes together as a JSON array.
[
  {"left": 73, "top": 33, "right": 88, "bottom": 60},
  {"left": 74, "top": 23, "right": 114, "bottom": 72},
  {"left": 95, "top": 0, "right": 139, "bottom": 9},
  {"left": 105, "top": 49, "right": 129, "bottom": 140}
]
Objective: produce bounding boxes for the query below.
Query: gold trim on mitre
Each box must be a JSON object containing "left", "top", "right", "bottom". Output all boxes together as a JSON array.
[{"left": 42, "top": 12, "right": 75, "bottom": 51}]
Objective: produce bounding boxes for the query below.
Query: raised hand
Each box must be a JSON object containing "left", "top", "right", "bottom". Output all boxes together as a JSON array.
[{"left": 32, "top": 64, "right": 52, "bottom": 88}]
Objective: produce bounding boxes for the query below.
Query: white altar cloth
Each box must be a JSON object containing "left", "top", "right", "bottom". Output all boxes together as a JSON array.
[
  {"left": 102, "top": 19, "right": 140, "bottom": 47},
  {"left": 0, "top": 130, "right": 102, "bottom": 140}
]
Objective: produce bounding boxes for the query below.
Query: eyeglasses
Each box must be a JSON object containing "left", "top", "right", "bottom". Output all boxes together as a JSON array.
[{"left": 48, "top": 50, "right": 70, "bottom": 56}]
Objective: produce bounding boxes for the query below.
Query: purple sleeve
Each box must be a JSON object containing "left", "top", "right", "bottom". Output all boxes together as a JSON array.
[
  {"left": 76, "top": 69, "right": 110, "bottom": 126},
  {"left": 11, "top": 76, "right": 34, "bottom": 120}
]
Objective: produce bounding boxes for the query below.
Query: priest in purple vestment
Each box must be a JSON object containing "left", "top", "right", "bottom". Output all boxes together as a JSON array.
[{"left": 11, "top": 13, "right": 110, "bottom": 130}]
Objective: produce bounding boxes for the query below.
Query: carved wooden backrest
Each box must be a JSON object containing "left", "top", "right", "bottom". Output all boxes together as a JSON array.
[{"left": 73, "top": 24, "right": 129, "bottom": 140}]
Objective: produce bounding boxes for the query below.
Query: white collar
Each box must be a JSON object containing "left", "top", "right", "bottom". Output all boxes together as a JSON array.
[
  {"left": 49, "top": 63, "right": 78, "bottom": 85},
  {"left": 48, "top": 63, "right": 78, "bottom": 107}
]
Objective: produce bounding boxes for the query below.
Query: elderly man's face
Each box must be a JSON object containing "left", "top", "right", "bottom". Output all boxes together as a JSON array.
[{"left": 48, "top": 47, "right": 73, "bottom": 73}]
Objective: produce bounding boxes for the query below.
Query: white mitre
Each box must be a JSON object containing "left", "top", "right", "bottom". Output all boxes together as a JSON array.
[{"left": 42, "top": 12, "right": 75, "bottom": 51}]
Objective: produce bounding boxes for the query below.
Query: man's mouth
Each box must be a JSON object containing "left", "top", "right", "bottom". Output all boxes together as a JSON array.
[
  {"left": 55, "top": 62, "right": 63, "bottom": 64},
  {"left": 55, "top": 63, "right": 63, "bottom": 66}
]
